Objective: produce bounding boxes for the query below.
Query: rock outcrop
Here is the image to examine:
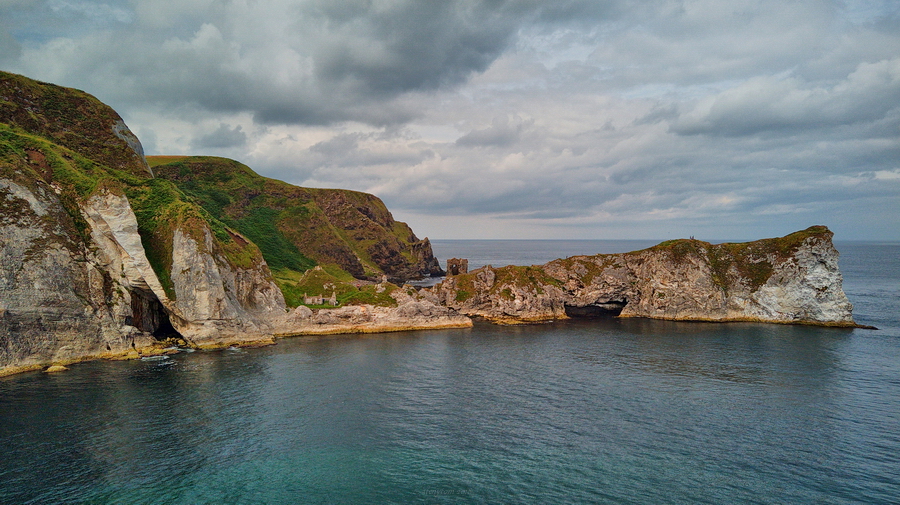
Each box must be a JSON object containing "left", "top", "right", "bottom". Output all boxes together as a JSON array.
[
  {"left": 0, "top": 70, "right": 464, "bottom": 376},
  {"left": 1, "top": 162, "right": 158, "bottom": 375},
  {"left": 276, "top": 287, "right": 472, "bottom": 336},
  {"left": 428, "top": 226, "right": 856, "bottom": 327},
  {"left": 0, "top": 69, "right": 860, "bottom": 378}
]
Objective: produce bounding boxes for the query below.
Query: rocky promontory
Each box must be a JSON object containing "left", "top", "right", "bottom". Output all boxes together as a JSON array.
[
  {"left": 0, "top": 70, "right": 860, "bottom": 377},
  {"left": 0, "top": 70, "right": 466, "bottom": 376},
  {"left": 427, "top": 226, "right": 856, "bottom": 327}
]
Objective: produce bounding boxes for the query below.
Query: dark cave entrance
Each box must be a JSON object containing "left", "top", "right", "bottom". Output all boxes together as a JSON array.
[
  {"left": 127, "top": 288, "right": 183, "bottom": 340},
  {"left": 564, "top": 300, "right": 628, "bottom": 318}
]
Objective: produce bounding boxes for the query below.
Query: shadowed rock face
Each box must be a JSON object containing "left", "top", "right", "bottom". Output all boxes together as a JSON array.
[
  {"left": 427, "top": 226, "right": 856, "bottom": 327},
  {"left": 0, "top": 171, "right": 158, "bottom": 374}
]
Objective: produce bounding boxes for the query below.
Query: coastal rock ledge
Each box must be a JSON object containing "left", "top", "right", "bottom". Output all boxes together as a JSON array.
[
  {"left": 0, "top": 70, "right": 862, "bottom": 378},
  {"left": 426, "top": 226, "right": 857, "bottom": 327}
]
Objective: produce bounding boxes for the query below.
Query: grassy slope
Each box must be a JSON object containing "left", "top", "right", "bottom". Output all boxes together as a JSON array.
[
  {"left": 0, "top": 72, "right": 267, "bottom": 300},
  {"left": 1, "top": 70, "right": 422, "bottom": 309},
  {"left": 0, "top": 71, "right": 149, "bottom": 178},
  {"left": 148, "top": 156, "right": 434, "bottom": 303}
]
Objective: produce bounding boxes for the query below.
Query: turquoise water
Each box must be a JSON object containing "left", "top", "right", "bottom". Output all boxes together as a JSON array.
[{"left": 1, "top": 241, "right": 898, "bottom": 504}]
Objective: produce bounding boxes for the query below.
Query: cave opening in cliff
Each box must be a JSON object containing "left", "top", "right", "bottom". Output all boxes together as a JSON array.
[
  {"left": 564, "top": 301, "right": 628, "bottom": 318},
  {"left": 128, "top": 289, "right": 182, "bottom": 340}
]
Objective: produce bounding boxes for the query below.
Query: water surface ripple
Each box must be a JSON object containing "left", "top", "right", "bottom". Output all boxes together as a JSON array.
[{"left": 0, "top": 241, "right": 897, "bottom": 504}]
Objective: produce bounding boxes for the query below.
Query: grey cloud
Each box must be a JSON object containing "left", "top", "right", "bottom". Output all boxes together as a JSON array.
[
  {"left": 192, "top": 123, "right": 247, "bottom": 149},
  {"left": 0, "top": 28, "right": 21, "bottom": 65},
  {"left": 4, "top": 0, "right": 628, "bottom": 127},
  {"left": 305, "top": 1, "right": 516, "bottom": 95},
  {"left": 633, "top": 104, "right": 678, "bottom": 126},
  {"left": 298, "top": 130, "right": 436, "bottom": 172},
  {"left": 670, "top": 58, "right": 900, "bottom": 136},
  {"left": 455, "top": 116, "right": 533, "bottom": 147},
  {"left": 309, "top": 132, "right": 362, "bottom": 156}
]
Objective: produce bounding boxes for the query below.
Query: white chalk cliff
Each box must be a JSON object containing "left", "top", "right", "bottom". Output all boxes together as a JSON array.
[{"left": 428, "top": 227, "right": 856, "bottom": 327}]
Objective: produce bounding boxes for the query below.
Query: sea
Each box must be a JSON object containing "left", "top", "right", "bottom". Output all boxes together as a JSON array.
[{"left": 1, "top": 240, "right": 898, "bottom": 504}]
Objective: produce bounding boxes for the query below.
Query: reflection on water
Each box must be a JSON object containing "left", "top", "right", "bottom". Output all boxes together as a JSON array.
[{"left": 4, "top": 317, "right": 895, "bottom": 504}]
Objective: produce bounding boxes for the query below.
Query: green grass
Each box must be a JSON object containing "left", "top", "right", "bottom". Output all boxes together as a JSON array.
[
  {"left": 649, "top": 226, "right": 831, "bottom": 292},
  {"left": 227, "top": 207, "right": 314, "bottom": 272},
  {"left": 273, "top": 266, "right": 398, "bottom": 308},
  {"left": 149, "top": 155, "right": 438, "bottom": 282}
]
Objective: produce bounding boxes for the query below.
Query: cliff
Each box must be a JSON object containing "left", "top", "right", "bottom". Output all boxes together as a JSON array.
[
  {"left": 148, "top": 156, "right": 443, "bottom": 288},
  {"left": 0, "top": 70, "right": 463, "bottom": 376},
  {"left": 0, "top": 71, "right": 289, "bottom": 368},
  {"left": 0, "top": 71, "right": 151, "bottom": 179},
  {"left": 427, "top": 226, "right": 857, "bottom": 327},
  {"left": 0, "top": 69, "right": 859, "bottom": 377}
]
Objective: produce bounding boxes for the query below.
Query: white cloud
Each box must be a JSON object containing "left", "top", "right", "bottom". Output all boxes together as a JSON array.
[
  {"left": 1, "top": 0, "right": 898, "bottom": 239},
  {"left": 671, "top": 58, "right": 900, "bottom": 136}
]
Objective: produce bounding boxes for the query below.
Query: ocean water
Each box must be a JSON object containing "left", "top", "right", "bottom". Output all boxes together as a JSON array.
[{"left": 1, "top": 241, "right": 898, "bottom": 504}]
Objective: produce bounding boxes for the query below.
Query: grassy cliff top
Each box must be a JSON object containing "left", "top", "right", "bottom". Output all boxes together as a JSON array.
[
  {"left": 0, "top": 70, "right": 151, "bottom": 178},
  {"left": 650, "top": 226, "right": 832, "bottom": 257},
  {"left": 2, "top": 71, "right": 436, "bottom": 311},
  {"left": 148, "top": 155, "right": 436, "bottom": 287}
]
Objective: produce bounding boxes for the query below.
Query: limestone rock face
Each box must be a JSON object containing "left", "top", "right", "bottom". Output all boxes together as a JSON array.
[
  {"left": 0, "top": 177, "right": 156, "bottom": 375},
  {"left": 80, "top": 189, "right": 289, "bottom": 346},
  {"left": 430, "top": 227, "right": 855, "bottom": 327},
  {"left": 167, "top": 226, "right": 287, "bottom": 344},
  {"left": 81, "top": 191, "right": 169, "bottom": 297},
  {"left": 745, "top": 236, "right": 853, "bottom": 323},
  {"left": 0, "top": 176, "right": 292, "bottom": 373}
]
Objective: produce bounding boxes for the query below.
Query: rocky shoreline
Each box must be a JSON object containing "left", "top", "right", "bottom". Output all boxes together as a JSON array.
[
  {"left": 426, "top": 226, "right": 860, "bottom": 328},
  {"left": 0, "top": 70, "right": 865, "bottom": 377}
]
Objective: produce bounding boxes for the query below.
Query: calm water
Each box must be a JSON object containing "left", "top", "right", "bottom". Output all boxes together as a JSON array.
[{"left": 1, "top": 241, "right": 898, "bottom": 504}]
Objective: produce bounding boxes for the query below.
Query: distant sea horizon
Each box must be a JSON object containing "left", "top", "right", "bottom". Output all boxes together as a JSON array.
[{"left": 429, "top": 238, "right": 899, "bottom": 272}]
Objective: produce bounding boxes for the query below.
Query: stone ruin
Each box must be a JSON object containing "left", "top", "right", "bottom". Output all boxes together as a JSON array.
[
  {"left": 446, "top": 258, "right": 468, "bottom": 276},
  {"left": 303, "top": 291, "right": 338, "bottom": 306}
]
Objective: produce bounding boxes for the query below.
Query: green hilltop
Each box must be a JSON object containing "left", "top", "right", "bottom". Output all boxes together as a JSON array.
[{"left": 1, "top": 70, "right": 442, "bottom": 308}]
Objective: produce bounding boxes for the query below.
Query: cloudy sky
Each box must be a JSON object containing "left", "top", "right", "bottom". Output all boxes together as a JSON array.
[{"left": 2, "top": 0, "right": 898, "bottom": 240}]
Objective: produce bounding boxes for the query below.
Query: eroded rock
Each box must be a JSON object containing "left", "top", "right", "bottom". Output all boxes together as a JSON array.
[{"left": 429, "top": 227, "right": 856, "bottom": 327}]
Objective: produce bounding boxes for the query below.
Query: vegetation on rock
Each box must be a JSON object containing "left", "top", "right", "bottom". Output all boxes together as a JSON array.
[
  {"left": 647, "top": 226, "right": 831, "bottom": 292},
  {"left": 148, "top": 155, "right": 443, "bottom": 305},
  {"left": 274, "top": 265, "right": 398, "bottom": 308},
  {"left": 0, "top": 72, "right": 274, "bottom": 299},
  {"left": 0, "top": 70, "right": 150, "bottom": 178}
]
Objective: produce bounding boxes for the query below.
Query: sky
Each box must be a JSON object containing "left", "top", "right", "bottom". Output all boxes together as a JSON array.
[{"left": 1, "top": 0, "right": 898, "bottom": 241}]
